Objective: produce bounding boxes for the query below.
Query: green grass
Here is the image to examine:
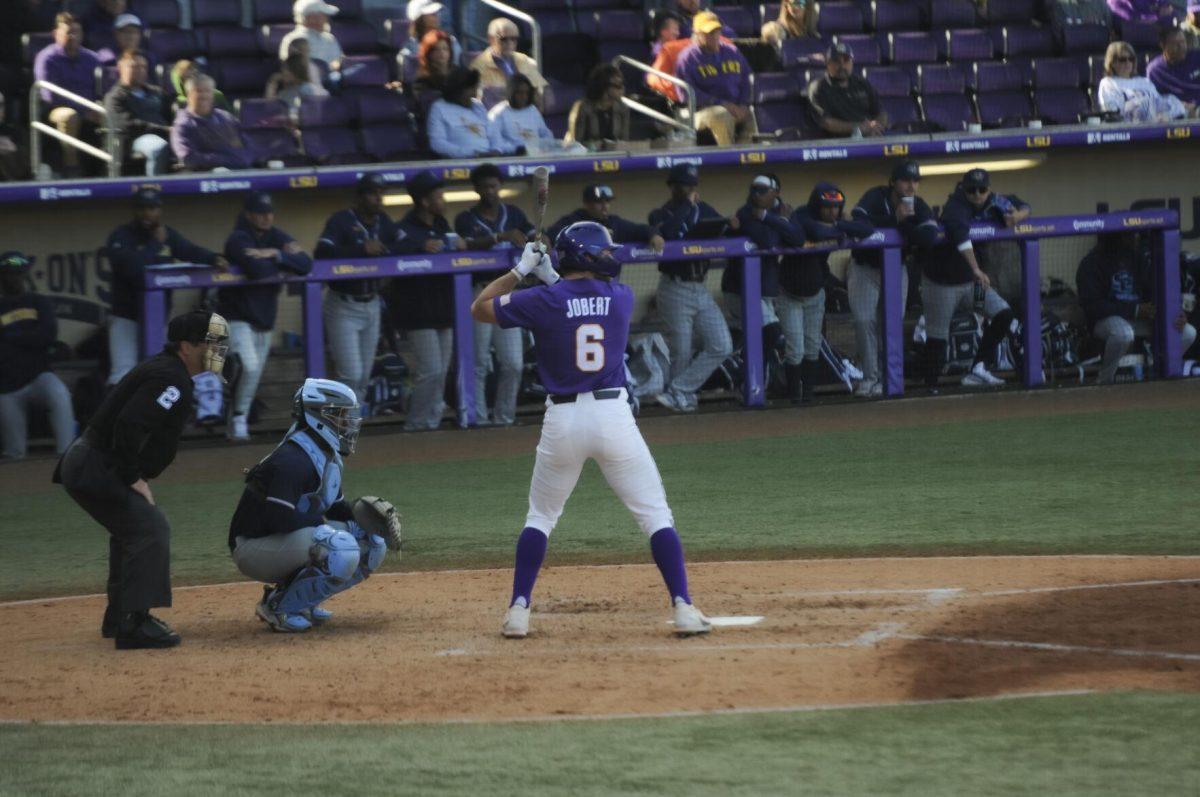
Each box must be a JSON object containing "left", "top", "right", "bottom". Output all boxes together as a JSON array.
[
  {"left": 3, "top": 691, "right": 1197, "bottom": 796},
  {"left": 13, "top": 406, "right": 1200, "bottom": 600}
]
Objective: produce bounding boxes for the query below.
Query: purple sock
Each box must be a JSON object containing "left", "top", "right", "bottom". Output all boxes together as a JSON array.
[
  {"left": 650, "top": 527, "right": 690, "bottom": 604},
  {"left": 510, "top": 526, "right": 548, "bottom": 608}
]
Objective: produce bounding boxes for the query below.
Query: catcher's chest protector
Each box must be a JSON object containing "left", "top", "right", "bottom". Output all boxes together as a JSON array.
[{"left": 288, "top": 430, "right": 343, "bottom": 515}]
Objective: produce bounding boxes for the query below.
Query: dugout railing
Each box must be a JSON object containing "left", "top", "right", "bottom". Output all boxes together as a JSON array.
[{"left": 139, "top": 209, "right": 1184, "bottom": 426}]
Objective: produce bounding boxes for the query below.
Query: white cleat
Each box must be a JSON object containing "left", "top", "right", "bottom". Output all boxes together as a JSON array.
[
  {"left": 502, "top": 599, "right": 530, "bottom": 638},
  {"left": 672, "top": 597, "right": 712, "bottom": 636},
  {"left": 855, "top": 379, "right": 882, "bottom": 397},
  {"left": 961, "top": 361, "right": 1005, "bottom": 387}
]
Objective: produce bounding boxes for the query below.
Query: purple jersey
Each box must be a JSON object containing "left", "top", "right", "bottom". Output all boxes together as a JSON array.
[{"left": 494, "top": 278, "right": 633, "bottom": 395}]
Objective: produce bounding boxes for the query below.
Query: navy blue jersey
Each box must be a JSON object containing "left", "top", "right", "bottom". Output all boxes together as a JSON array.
[
  {"left": 722, "top": 200, "right": 806, "bottom": 298},
  {"left": 217, "top": 216, "right": 313, "bottom": 331},
  {"left": 547, "top": 209, "right": 655, "bottom": 247},
  {"left": 384, "top": 210, "right": 457, "bottom": 330},
  {"left": 454, "top": 202, "right": 536, "bottom": 284},
  {"left": 924, "top": 189, "right": 1030, "bottom": 285},
  {"left": 649, "top": 198, "right": 724, "bottom": 281},
  {"left": 314, "top": 208, "right": 406, "bottom": 297},
  {"left": 0, "top": 292, "right": 56, "bottom": 393},
  {"left": 849, "top": 185, "right": 939, "bottom": 269},
  {"left": 781, "top": 182, "right": 875, "bottom": 298},
  {"left": 105, "top": 222, "right": 220, "bottom": 319}
]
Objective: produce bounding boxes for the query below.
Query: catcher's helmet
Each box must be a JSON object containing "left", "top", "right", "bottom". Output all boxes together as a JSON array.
[
  {"left": 554, "top": 221, "right": 623, "bottom": 279},
  {"left": 292, "top": 378, "right": 362, "bottom": 455}
]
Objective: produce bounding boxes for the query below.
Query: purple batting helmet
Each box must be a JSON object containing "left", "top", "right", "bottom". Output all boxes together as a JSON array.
[{"left": 554, "top": 221, "right": 623, "bottom": 279}]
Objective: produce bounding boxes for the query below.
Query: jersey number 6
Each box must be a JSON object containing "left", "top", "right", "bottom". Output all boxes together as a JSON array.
[{"left": 575, "top": 323, "right": 605, "bottom": 372}]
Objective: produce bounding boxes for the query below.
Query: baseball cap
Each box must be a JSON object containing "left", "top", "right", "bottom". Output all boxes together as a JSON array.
[
  {"left": 407, "top": 170, "right": 445, "bottom": 201},
  {"left": 891, "top": 160, "right": 921, "bottom": 182},
  {"left": 167, "top": 309, "right": 216, "bottom": 344},
  {"left": 407, "top": 0, "right": 444, "bottom": 21},
  {"left": 293, "top": 0, "right": 339, "bottom": 18},
  {"left": 0, "top": 251, "right": 31, "bottom": 274},
  {"left": 583, "top": 184, "right": 615, "bottom": 202},
  {"left": 243, "top": 191, "right": 274, "bottom": 213},
  {"left": 827, "top": 41, "right": 854, "bottom": 60},
  {"left": 692, "top": 11, "right": 723, "bottom": 34},
  {"left": 961, "top": 168, "right": 990, "bottom": 189},
  {"left": 132, "top": 186, "right": 162, "bottom": 207},
  {"left": 356, "top": 173, "right": 387, "bottom": 193},
  {"left": 750, "top": 174, "right": 780, "bottom": 193},
  {"left": 113, "top": 13, "right": 142, "bottom": 29},
  {"left": 666, "top": 163, "right": 699, "bottom": 186}
]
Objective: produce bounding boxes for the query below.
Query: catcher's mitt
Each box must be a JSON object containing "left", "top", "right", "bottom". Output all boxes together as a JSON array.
[{"left": 352, "top": 496, "right": 403, "bottom": 552}]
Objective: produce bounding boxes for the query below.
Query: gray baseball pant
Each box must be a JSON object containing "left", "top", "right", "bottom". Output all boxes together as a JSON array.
[
  {"left": 107, "top": 315, "right": 139, "bottom": 385},
  {"left": 323, "top": 292, "right": 380, "bottom": 406},
  {"left": 848, "top": 260, "right": 908, "bottom": 385},
  {"left": 404, "top": 327, "right": 453, "bottom": 431},
  {"left": 232, "top": 520, "right": 351, "bottom": 584},
  {"left": 0, "top": 371, "right": 76, "bottom": 459},
  {"left": 722, "top": 293, "right": 779, "bottom": 330},
  {"left": 1093, "top": 315, "right": 1197, "bottom": 384},
  {"left": 473, "top": 294, "right": 523, "bottom": 425},
  {"left": 921, "top": 279, "right": 1010, "bottom": 341},
  {"left": 228, "top": 321, "right": 271, "bottom": 417},
  {"left": 657, "top": 275, "right": 733, "bottom": 394},
  {"left": 776, "top": 289, "right": 825, "bottom": 365}
]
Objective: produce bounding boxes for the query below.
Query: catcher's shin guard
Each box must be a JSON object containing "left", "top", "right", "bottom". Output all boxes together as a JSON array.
[{"left": 272, "top": 527, "right": 360, "bottom": 614}]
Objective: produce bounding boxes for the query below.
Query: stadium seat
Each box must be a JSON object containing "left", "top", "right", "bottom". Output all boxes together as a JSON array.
[
  {"left": 298, "top": 95, "right": 363, "bottom": 164},
  {"left": 253, "top": 0, "right": 293, "bottom": 24},
  {"left": 987, "top": 0, "right": 1037, "bottom": 25},
  {"left": 712, "top": 6, "right": 758, "bottom": 37},
  {"left": 214, "top": 59, "right": 275, "bottom": 100},
  {"left": 259, "top": 23, "right": 292, "bottom": 56},
  {"left": 329, "top": 0, "right": 363, "bottom": 18},
  {"left": 930, "top": 0, "right": 980, "bottom": 30},
  {"left": 383, "top": 18, "right": 408, "bottom": 52},
  {"left": 339, "top": 55, "right": 390, "bottom": 88},
  {"left": 1032, "top": 56, "right": 1087, "bottom": 88},
  {"left": 751, "top": 72, "right": 807, "bottom": 140},
  {"left": 585, "top": 10, "right": 643, "bottom": 41},
  {"left": 889, "top": 32, "right": 940, "bottom": 66},
  {"left": 238, "top": 98, "right": 304, "bottom": 165},
  {"left": 350, "top": 91, "right": 411, "bottom": 125},
  {"left": 1060, "top": 23, "right": 1111, "bottom": 55},
  {"left": 95, "top": 65, "right": 119, "bottom": 97},
  {"left": 833, "top": 34, "right": 882, "bottom": 65},
  {"left": 331, "top": 20, "right": 381, "bottom": 55},
  {"left": 192, "top": 0, "right": 243, "bottom": 28},
  {"left": 973, "top": 60, "right": 1026, "bottom": 91},
  {"left": 238, "top": 97, "right": 292, "bottom": 129},
  {"left": 946, "top": 28, "right": 995, "bottom": 62},
  {"left": 973, "top": 61, "right": 1032, "bottom": 126},
  {"left": 22, "top": 32, "right": 54, "bottom": 66},
  {"left": 780, "top": 36, "right": 830, "bottom": 69},
  {"left": 542, "top": 34, "right": 597, "bottom": 85},
  {"left": 917, "top": 64, "right": 973, "bottom": 131},
  {"left": 872, "top": 0, "right": 923, "bottom": 33},
  {"left": 131, "top": 0, "right": 181, "bottom": 29},
  {"left": 145, "top": 29, "right": 206, "bottom": 63},
  {"left": 206, "top": 28, "right": 261, "bottom": 59},
  {"left": 814, "top": 1, "right": 866, "bottom": 36},
  {"left": 533, "top": 11, "right": 576, "bottom": 37},
  {"left": 996, "top": 25, "right": 1057, "bottom": 58},
  {"left": 544, "top": 82, "right": 585, "bottom": 117},
  {"left": 360, "top": 125, "right": 422, "bottom": 162},
  {"left": 862, "top": 65, "right": 913, "bottom": 98},
  {"left": 1116, "top": 19, "right": 1164, "bottom": 52},
  {"left": 1033, "top": 86, "right": 1091, "bottom": 124}
]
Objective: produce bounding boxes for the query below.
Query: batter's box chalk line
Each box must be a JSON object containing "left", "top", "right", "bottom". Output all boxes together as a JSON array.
[{"left": 665, "top": 615, "right": 765, "bottom": 628}]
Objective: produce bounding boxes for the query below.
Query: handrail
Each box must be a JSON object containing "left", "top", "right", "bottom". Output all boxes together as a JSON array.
[
  {"left": 30, "top": 80, "right": 119, "bottom": 178},
  {"left": 614, "top": 55, "right": 697, "bottom": 133},
  {"left": 620, "top": 96, "right": 693, "bottom": 133},
  {"left": 478, "top": 0, "right": 542, "bottom": 76}
]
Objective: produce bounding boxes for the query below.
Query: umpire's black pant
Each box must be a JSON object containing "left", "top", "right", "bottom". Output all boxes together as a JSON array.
[{"left": 57, "top": 438, "right": 172, "bottom": 613}]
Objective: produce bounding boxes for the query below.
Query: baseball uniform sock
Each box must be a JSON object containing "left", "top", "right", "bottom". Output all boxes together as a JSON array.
[
  {"left": 975, "top": 309, "right": 1014, "bottom": 368},
  {"left": 650, "top": 527, "right": 691, "bottom": 604},
  {"left": 922, "top": 339, "right": 947, "bottom": 387},
  {"left": 510, "top": 526, "right": 548, "bottom": 608}
]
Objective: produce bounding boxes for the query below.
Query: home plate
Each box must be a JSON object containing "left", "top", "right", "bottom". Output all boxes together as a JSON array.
[{"left": 671, "top": 616, "right": 765, "bottom": 628}]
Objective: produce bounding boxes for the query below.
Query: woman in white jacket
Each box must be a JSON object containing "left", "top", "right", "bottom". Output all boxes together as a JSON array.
[
  {"left": 1097, "top": 40, "right": 1197, "bottom": 122},
  {"left": 487, "top": 74, "right": 554, "bottom": 154},
  {"left": 426, "top": 67, "right": 508, "bottom": 158}
]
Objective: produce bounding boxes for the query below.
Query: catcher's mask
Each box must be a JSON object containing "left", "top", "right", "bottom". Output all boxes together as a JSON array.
[{"left": 292, "top": 378, "right": 362, "bottom": 455}]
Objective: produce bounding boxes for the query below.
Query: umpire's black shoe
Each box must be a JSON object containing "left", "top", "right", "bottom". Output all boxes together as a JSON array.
[
  {"left": 101, "top": 605, "right": 120, "bottom": 639},
  {"left": 114, "top": 612, "right": 182, "bottom": 650}
]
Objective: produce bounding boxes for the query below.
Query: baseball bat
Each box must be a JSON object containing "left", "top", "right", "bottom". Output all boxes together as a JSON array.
[{"left": 530, "top": 166, "right": 550, "bottom": 244}]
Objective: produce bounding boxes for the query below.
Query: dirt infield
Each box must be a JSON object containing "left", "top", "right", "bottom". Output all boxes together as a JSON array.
[{"left": 3, "top": 556, "right": 1198, "bottom": 724}]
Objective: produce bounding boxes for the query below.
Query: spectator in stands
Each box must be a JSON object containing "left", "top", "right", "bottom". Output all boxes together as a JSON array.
[
  {"left": 0, "top": 92, "right": 28, "bottom": 182},
  {"left": 778, "top": 183, "right": 874, "bottom": 404},
  {"left": 81, "top": 0, "right": 125, "bottom": 50},
  {"left": 666, "top": 0, "right": 706, "bottom": 39},
  {"left": 266, "top": 46, "right": 329, "bottom": 104},
  {"left": 548, "top": 184, "right": 665, "bottom": 253},
  {"left": 427, "top": 67, "right": 507, "bottom": 158},
  {"left": 847, "top": 160, "right": 939, "bottom": 397},
  {"left": 567, "top": 64, "right": 632, "bottom": 151},
  {"left": 1099, "top": 40, "right": 1195, "bottom": 120},
  {"left": 722, "top": 174, "right": 804, "bottom": 381},
  {"left": 1076, "top": 232, "right": 1196, "bottom": 383},
  {"left": 104, "top": 187, "right": 227, "bottom": 385},
  {"left": 1107, "top": 0, "right": 1177, "bottom": 26},
  {"left": 1183, "top": 2, "right": 1200, "bottom": 49},
  {"left": 33, "top": 12, "right": 102, "bottom": 178},
  {"left": 280, "top": 0, "right": 343, "bottom": 71},
  {"left": 489, "top": 74, "right": 555, "bottom": 155},
  {"left": 675, "top": 11, "right": 756, "bottom": 146},
  {"left": 454, "top": 163, "right": 536, "bottom": 427},
  {"left": 761, "top": 0, "right": 817, "bottom": 49},
  {"left": 650, "top": 21, "right": 732, "bottom": 104},
  {"left": 399, "top": 0, "right": 462, "bottom": 64},
  {"left": 919, "top": 169, "right": 1026, "bottom": 391},
  {"left": 95, "top": 12, "right": 145, "bottom": 67},
  {"left": 171, "top": 73, "right": 254, "bottom": 172},
  {"left": 387, "top": 171, "right": 468, "bottom": 431},
  {"left": 314, "top": 174, "right": 404, "bottom": 406},
  {"left": 652, "top": 11, "right": 682, "bottom": 57},
  {"left": 1147, "top": 27, "right": 1200, "bottom": 105},
  {"left": 470, "top": 17, "right": 549, "bottom": 98},
  {"left": 411, "top": 28, "right": 453, "bottom": 107},
  {"left": 104, "top": 49, "right": 171, "bottom": 176},
  {"left": 808, "top": 42, "right": 888, "bottom": 138},
  {"left": 171, "top": 60, "right": 231, "bottom": 113},
  {"left": 0, "top": 251, "right": 75, "bottom": 461},
  {"left": 218, "top": 192, "right": 313, "bottom": 442},
  {"left": 648, "top": 164, "right": 733, "bottom": 414}
]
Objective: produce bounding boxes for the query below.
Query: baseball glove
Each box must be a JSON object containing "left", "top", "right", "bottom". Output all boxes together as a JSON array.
[{"left": 352, "top": 496, "right": 403, "bottom": 552}]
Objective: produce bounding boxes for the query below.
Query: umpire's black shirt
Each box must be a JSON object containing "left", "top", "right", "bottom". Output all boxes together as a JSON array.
[{"left": 80, "top": 351, "right": 193, "bottom": 485}]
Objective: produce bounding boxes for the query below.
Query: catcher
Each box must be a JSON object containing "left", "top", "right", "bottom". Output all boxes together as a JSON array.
[{"left": 227, "top": 378, "right": 402, "bottom": 632}]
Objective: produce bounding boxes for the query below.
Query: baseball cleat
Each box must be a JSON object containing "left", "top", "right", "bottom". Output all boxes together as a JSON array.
[
  {"left": 672, "top": 597, "right": 712, "bottom": 636},
  {"left": 961, "top": 361, "right": 1005, "bottom": 387},
  {"left": 114, "top": 612, "right": 182, "bottom": 650},
  {"left": 502, "top": 600, "right": 531, "bottom": 638},
  {"left": 855, "top": 379, "right": 882, "bottom": 397},
  {"left": 301, "top": 606, "right": 333, "bottom": 625},
  {"left": 226, "top": 414, "right": 250, "bottom": 442},
  {"left": 655, "top": 391, "right": 683, "bottom": 412},
  {"left": 256, "top": 588, "right": 312, "bottom": 633}
]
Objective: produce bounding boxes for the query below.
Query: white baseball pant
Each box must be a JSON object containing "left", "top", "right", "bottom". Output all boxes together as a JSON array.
[{"left": 228, "top": 321, "right": 271, "bottom": 417}]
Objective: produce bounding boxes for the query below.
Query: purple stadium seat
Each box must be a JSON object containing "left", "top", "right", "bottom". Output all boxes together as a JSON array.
[
  {"left": 753, "top": 103, "right": 807, "bottom": 139},
  {"left": 192, "top": 0, "right": 243, "bottom": 28},
  {"left": 1088, "top": 54, "right": 1107, "bottom": 86},
  {"left": 599, "top": 40, "right": 650, "bottom": 67},
  {"left": 946, "top": 28, "right": 994, "bottom": 62},
  {"left": 573, "top": 0, "right": 629, "bottom": 8},
  {"left": 889, "top": 32, "right": 940, "bottom": 64},
  {"left": 752, "top": 72, "right": 803, "bottom": 103},
  {"left": 930, "top": 0, "right": 979, "bottom": 30},
  {"left": 479, "top": 85, "right": 507, "bottom": 109},
  {"left": 588, "top": 10, "right": 644, "bottom": 40},
  {"left": 298, "top": 95, "right": 352, "bottom": 127},
  {"left": 545, "top": 113, "right": 570, "bottom": 138},
  {"left": 712, "top": 6, "right": 758, "bottom": 37},
  {"left": 300, "top": 127, "right": 362, "bottom": 163},
  {"left": 238, "top": 97, "right": 291, "bottom": 128},
  {"left": 880, "top": 95, "right": 921, "bottom": 126},
  {"left": 130, "top": 0, "right": 181, "bottom": 28},
  {"left": 872, "top": 0, "right": 923, "bottom": 32},
  {"left": 145, "top": 29, "right": 206, "bottom": 63},
  {"left": 360, "top": 125, "right": 421, "bottom": 162},
  {"left": 254, "top": 0, "right": 293, "bottom": 23},
  {"left": 397, "top": 53, "right": 419, "bottom": 86},
  {"left": 815, "top": 1, "right": 866, "bottom": 35},
  {"left": 1117, "top": 20, "right": 1163, "bottom": 51},
  {"left": 544, "top": 83, "right": 585, "bottom": 116},
  {"left": 973, "top": 61, "right": 1025, "bottom": 91},
  {"left": 1032, "top": 57, "right": 1087, "bottom": 88},
  {"left": 974, "top": 91, "right": 1033, "bottom": 126},
  {"left": 243, "top": 129, "right": 305, "bottom": 164},
  {"left": 339, "top": 55, "right": 389, "bottom": 87},
  {"left": 863, "top": 65, "right": 912, "bottom": 97},
  {"left": 918, "top": 64, "right": 965, "bottom": 94},
  {"left": 997, "top": 25, "right": 1057, "bottom": 57},
  {"left": 95, "top": 65, "right": 119, "bottom": 97},
  {"left": 1061, "top": 23, "right": 1111, "bottom": 54},
  {"left": 535, "top": 11, "right": 576, "bottom": 37},
  {"left": 207, "top": 28, "right": 261, "bottom": 58},
  {"left": 780, "top": 36, "right": 830, "bottom": 68},
  {"left": 22, "top": 32, "right": 54, "bottom": 66},
  {"left": 351, "top": 91, "right": 410, "bottom": 125},
  {"left": 259, "top": 23, "right": 292, "bottom": 56},
  {"left": 920, "top": 93, "right": 974, "bottom": 130},
  {"left": 834, "top": 34, "right": 882, "bottom": 65},
  {"left": 542, "top": 34, "right": 597, "bottom": 85},
  {"left": 383, "top": 19, "right": 407, "bottom": 51},
  {"left": 761, "top": 3, "right": 781, "bottom": 28},
  {"left": 215, "top": 59, "right": 275, "bottom": 97},
  {"left": 1034, "top": 87, "right": 1091, "bottom": 124},
  {"left": 987, "top": 0, "right": 1036, "bottom": 25},
  {"left": 329, "top": 0, "right": 363, "bottom": 19},
  {"left": 332, "top": 20, "right": 380, "bottom": 54}
]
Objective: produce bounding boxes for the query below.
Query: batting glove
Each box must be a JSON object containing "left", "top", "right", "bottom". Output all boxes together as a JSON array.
[
  {"left": 513, "top": 241, "right": 548, "bottom": 278},
  {"left": 532, "top": 253, "right": 560, "bottom": 285}
]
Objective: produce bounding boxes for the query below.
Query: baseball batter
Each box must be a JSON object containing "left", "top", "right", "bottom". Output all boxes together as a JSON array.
[{"left": 470, "top": 223, "right": 711, "bottom": 638}]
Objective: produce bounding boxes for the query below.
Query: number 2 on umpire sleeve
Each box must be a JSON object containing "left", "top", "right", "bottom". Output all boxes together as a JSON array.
[{"left": 575, "top": 324, "right": 604, "bottom": 372}]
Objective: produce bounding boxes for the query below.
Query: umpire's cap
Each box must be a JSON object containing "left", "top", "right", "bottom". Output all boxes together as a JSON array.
[
  {"left": 0, "top": 251, "right": 32, "bottom": 274},
  {"left": 890, "top": 160, "right": 921, "bottom": 182},
  {"left": 167, "top": 309, "right": 218, "bottom": 344}
]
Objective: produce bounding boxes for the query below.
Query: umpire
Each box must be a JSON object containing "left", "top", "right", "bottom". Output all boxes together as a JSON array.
[{"left": 53, "top": 309, "right": 230, "bottom": 649}]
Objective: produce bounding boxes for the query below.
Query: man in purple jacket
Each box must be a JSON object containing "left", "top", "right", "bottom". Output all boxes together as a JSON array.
[
  {"left": 170, "top": 73, "right": 254, "bottom": 172},
  {"left": 33, "top": 12, "right": 102, "bottom": 177},
  {"left": 1106, "top": 0, "right": 1176, "bottom": 26},
  {"left": 674, "top": 10, "right": 756, "bottom": 146},
  {"left": 1147, "top": 27, "right": 1200, "bottom": 105}
]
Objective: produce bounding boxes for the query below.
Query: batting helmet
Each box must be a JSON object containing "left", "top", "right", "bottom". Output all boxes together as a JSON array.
[
  {"left": 554, "top": 221, "right": 622, "bottom": 279},
  {"left": 292, "top": 378, "right": 362, "bottom": 456}
]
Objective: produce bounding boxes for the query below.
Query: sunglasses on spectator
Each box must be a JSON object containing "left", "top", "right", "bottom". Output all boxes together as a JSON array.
[
  {"left": 965, "top": 186, "right": 989, "bottom": 195},
  {"left": 820, "top": 190, "right": 845, "bottom": 205},
  {"left": 496, "top": 35, "right": 518, "bottom": 42},
  {"left": 1113, "top": 55, "right": 1135, "bottom": 63}
]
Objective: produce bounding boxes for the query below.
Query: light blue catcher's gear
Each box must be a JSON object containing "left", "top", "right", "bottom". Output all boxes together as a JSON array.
[
  {"left": 293, "top": 378, "right": 362, "bottom": 456},
  {"left": 270, "top": 523, "right": 388, "bottom": 615},
  {"left": 287, "top": 427, "right": 343, "bottom": 516}
]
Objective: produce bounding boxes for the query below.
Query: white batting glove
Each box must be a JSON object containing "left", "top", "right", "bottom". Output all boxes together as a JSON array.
[
  {"left": 513, "top": 241, "right": 547, "bottom": 278},
  {"left": 532, "top": 253, "right": 560, "bottom": 285}
]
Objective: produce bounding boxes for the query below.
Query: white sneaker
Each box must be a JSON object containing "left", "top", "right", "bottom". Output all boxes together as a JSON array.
[
  {"left": 672, "top": 597, "right": 712, "bottom": 636},
  {"left": 961, "top": 361, "right": 1005, "bottom": 387},
  {"left": 227, "top": 414, "right": 250, "bottom": 441},
  {"left": 502, "top": 598, "right": 530, "bottom": 638},
  {"left": 676, "top": 390, "right": 698, "bottom": 412},
  {"left": 655, "top": 390, "right": 683, "bottom": 412},
  {"left": 855, "top": 380, "right": 882, "bottom": 397}
]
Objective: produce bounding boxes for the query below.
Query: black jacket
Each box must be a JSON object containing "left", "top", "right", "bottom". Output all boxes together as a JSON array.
[
  {"left": 849, "top": 185, "right": 939, "bottom": 269},
  {"left": 314, "top": 208, "right": 406, "bottom": 297},
  {"left": 649, "top": 198, "right": 724, "bottom": 281},
  {"left": 546, "top": 209, "right": 656, "bottom": 247},
  {"left": 925, "top": 188, "right": 1030, "bottom": 285},
  {"left": 1075, "top": 239, "right": 1152, "bottom": 326},
  {"left": 0, "top": 291, "right": 56, "bottom": 393},
  {"left": 104, "top": 221, "right": 221, "bottom": 320},
  {"left": 218, "top": 215, "right": 313, "bottom": 331},
  {"left": 780, "top": 181, "right": 874, "bottom": 299},
  {"left": 385, "top": 210, "right": 456, "bottom": 330},
  {"left": 722, "top": 197, "right": 806, "bottom": 298},
  {"left": 103, "top": 83, "right": 170, "bottom": 157}
]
